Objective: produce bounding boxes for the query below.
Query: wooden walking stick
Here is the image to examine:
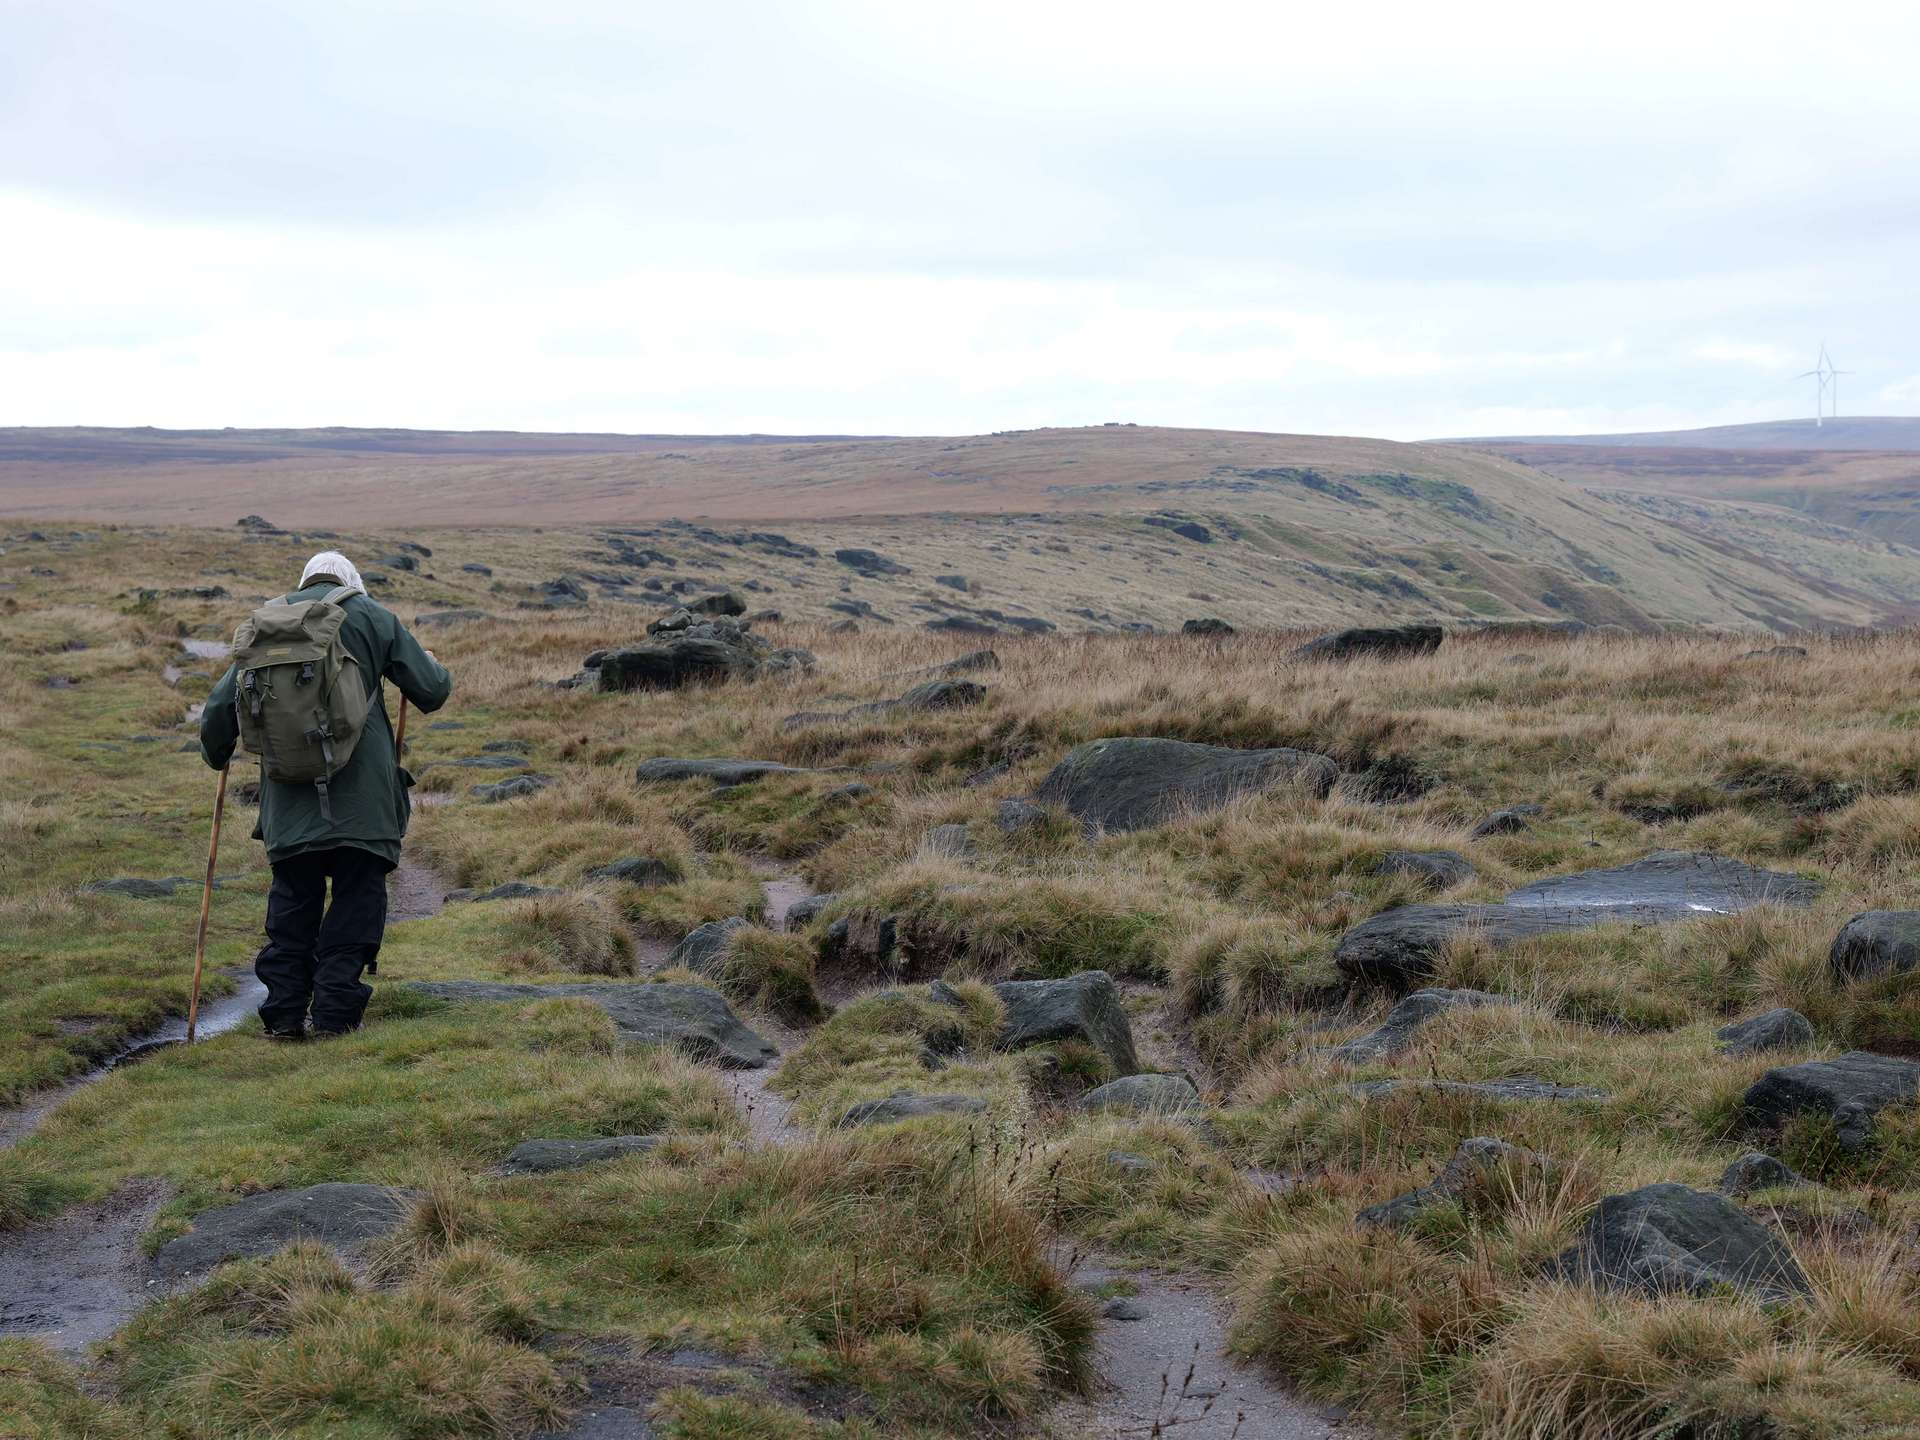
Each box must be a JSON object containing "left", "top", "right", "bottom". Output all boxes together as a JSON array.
[
  {"left": 395, "top": 695, "right": 410, "bottom": 754},
  {"left": 186, "top": 764, "right": 230, "bottom": 1044}
]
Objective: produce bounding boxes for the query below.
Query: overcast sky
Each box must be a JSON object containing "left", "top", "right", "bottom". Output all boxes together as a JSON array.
[{"left": 5, "top": 0, "right": 1919, "bottom": 439}]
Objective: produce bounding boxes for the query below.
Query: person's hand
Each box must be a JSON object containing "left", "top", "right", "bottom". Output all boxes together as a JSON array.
[{"left": 423, "top": 649, "right": 438, "bottom": 662}]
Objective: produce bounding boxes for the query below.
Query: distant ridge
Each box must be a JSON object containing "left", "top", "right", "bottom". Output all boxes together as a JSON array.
[{"left": 1446, "top": 416, "right": 1920, "bottom": 453}]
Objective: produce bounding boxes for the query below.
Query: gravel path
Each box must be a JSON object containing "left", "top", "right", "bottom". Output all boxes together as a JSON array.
[{"left": 0, "top": 1181, "right": 168, "bottom": 1356}]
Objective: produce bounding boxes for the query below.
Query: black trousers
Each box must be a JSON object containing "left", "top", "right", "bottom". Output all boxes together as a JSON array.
[{"left": 257, "top": 848, "right": 391, "bottom": 1035}]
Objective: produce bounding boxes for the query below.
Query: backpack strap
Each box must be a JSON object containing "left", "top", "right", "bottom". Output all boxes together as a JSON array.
[{"left": 322, "top": 584, "right": 364, "bottom": 604}]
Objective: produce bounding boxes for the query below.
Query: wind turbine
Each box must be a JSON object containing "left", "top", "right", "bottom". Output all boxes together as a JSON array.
[{"left": 1795, "top": 344, "right": 1853, "bottom": 427}]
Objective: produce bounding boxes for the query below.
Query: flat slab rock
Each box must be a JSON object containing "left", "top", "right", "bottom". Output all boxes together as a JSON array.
[
  {"left": 153, "top": 1183, "right": 415, "bottom": 1281},
  {"left": 500, "top": 1136, "right": 661, "bottom": 1174},
  {"left": 1717, "top": 1008, "right": 1814, "bottom": 1057},
  {"left": 1353, "top": 1075, "right": 1607, "bottom": 1103},
  {"left": 1337, "top": 851, "right": 1817, "bottom": 987},
  {"left": 1079, "top": 1073, "right": 1201, "bottom": 1115},
  {"left": 1031, "top": 736, "right": 1337, "bottom": 833},
  {"left": 838, "top": 1092, "right": 988, "bottom": 1127},
  {"left": 1554, "top": 1182, "right": 1810, "bottom": 1301},
  {"left": 1742, "top": 1050, "right": 1920, "bottom": 1151},
  {"left": 410, "top": 981, "right": 778, "bottom": 1069},
  {"left": 635, "top": 757, "right": 816, "bottom": 786}
]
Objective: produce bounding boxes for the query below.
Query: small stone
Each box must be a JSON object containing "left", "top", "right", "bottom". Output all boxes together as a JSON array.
[
  {"left": 1471, "top": 803, "right": 1543, "bottom": 838},
  {"left": 1717, "top": 1008, "right": 1815, "bottom": 1056},
  {"left": 1102, "top": 1298, "right": 1148, "bottom": 1321},
  {"left": 1719, "top": 1152, "right": 1808, "bottom": 1196}
]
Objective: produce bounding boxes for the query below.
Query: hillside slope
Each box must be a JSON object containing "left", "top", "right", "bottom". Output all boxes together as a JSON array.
[
  {"left": 4, "top": 424, "right": 1917, "bottom": 631},
  {"left": 1452, "top": 416, "right": 1920, "bottom": 452}
]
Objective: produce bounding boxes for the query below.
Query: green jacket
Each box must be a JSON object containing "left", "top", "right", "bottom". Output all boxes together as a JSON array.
[{"left": 201, "top": 584, "right": 454, "bottom": 867}]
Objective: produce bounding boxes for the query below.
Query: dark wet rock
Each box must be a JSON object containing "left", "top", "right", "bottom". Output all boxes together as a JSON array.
[
  {"left": 994, "top": 798, "right": 1050, "bottom": 836},
  {"left": 1471, "top": 803, "right": 1543, "bottom": 838},
  {"left": 1353, "top": 1075, "right": 1607, "bottom": 1103},
  {"left": 1720, "top": 1152, "right": 1809, "bottom": 1196},
  {"left": 636, "top": 757, "right": 816, "bottom": 786},
  {"left": 1374, "top": 849, "right": 1475, "bottom": 891},
  {"left": 1181, "top": 617, "right": 1234, "bottom": 637},
  {"left": 1328, "top": 988, "right": 1511, "bottom": 1063},
  {"left": 1032, "top": 736, "right": 1337, "bottom": 833},
  {"left": 924, "top": 824, "right": 976, "bottom": 859},
  {"left": 743, "top": 608, "right": 782, "bottom": 624},
  {"left": 461, "top": 562, "right": 493, "bottom": 576},
  {"left": 924, "top": 614, "right": 999, "bottom": 635},
  {"left": 482, "top": 739, "right": 532, "bottom": 755},
  {"left": 1079, "top": 1073, "right": 1200, "bottom": 1115},
  {"left": 395, "top": 541, "right": 432, "bottom": 557},
  {"left": 1717, "top": 1008, "right": 1815, "bottom": 1057},
  {"left": 838, "top": 1092, "right": 988, "bottom": 1126},
  {"left": 819, "top": 781, "right": 872, "bottom": 805},
  {"left": 1742, "top": 1051, "right": 1920, "bottom": 1151},
  {"left": 414, "top": 608, "right": 491, "bottom": 627},
  {"left": 1103, "top": 1298, "right": 1150, "bottom": 1321},
  {"left": 153, "top": 1184, "right": 414, "bottom": 1281},
  {"left": 377, "top": 553, "right": 419, "bottom": 572},
  {"left": 664, "top": 917, "right": 747, "bottom": 977},
  {"left": 500, "top": 1136, "right": 660, "bottom": 1175},
  {"left": 410, "top": 981, "right": 778, "bottom": 1068},
  {"left": 1357, "top": 1136, "right": 1547, "bottom": 1229},
  {"left": 932, "top": 649, "right": 999, "bottom": 675},
  {"left": 834, "top": 547, "right": 910, "bottom": 577},
  {"left": 1553, "top": 1182, "right": 1810, "bottom": 1301},
  {"left": 584, "top": 856, "right": 677, "bottom": 887},
  {"left": 234, "top": 514, "right": 280, "bottom": 532},
  {"left": 1293, "top": 622, "right": 1443, "bottom": 662},
  {"left": 529, "top": 577, "right": 589, "bottom": 608},
  {"left": 442, "top": 754, "right": 530, "bottom": 770},
  {"left": 473, "top": 773, "right": 555, "bottom": 802},
  {"left": 783, "top": 894, "right": 837, "bottom": 931},
  {"left": 983, "top": 971, "right": 1138, "bottom": 1074},
  {"left": 82, "top": 877, "right": 184, "bottom": 898},
  {"left": 934, "top": 574, "right": 970, "bottom": 591},
  {"left": 1505, "top": 850, "right": 1819, "bottom": 912},
  {"left": 1829, "top": 911, "right": 1920, "bottom": 982}
]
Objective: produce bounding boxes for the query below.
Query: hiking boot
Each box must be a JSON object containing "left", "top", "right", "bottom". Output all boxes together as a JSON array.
[{"left": 263, "top": 1025, "right": 307, "bottom": 1042}]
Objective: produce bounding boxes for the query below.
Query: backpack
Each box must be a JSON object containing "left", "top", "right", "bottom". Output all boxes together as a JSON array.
[{"left": 230, "top": 585, "right": 371, "bottom": 820}]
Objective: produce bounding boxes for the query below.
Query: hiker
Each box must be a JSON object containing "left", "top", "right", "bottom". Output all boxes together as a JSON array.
[{"left": 200, "top": 551, "right": 453, "bottom": 1038}]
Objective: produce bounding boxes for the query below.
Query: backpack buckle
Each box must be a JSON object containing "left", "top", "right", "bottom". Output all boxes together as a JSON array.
[{"left": 298, "top": 661, "right": 316, "bottom": 685}]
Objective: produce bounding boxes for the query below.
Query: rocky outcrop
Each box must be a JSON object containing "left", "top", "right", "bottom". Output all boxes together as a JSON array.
[
  {"left": 1357, "top": 1137, "right": 1547, "bottom": 1229},
  {"left": 1717, "top": 1008, "right": 1814, "bottom": 1057},
  {"left": 838, "top": 1092, "right": 987, "bottom": 1126},
  {"left": 499, "top": 1136, "right": 660, "bottom": 1175},
  {"left": 1742, "top": 1051, "right": 1920, "bottom": 1151},
  {"left": 153, "top": 1184, "right": 415, "bottom": 1281},
  {"left": 1829, "top": 911, "right": 1920, "bottom": 982},
  {"left": 783, "top": 894, "right": 837, "bottom": 931},
  {"left": 1553, "top": 1183, "right": 1810, "bottom": 1301},
  {"left": 663, "top": 917, "right": 746, "bottom": 977},
  {"left": 589, "top": 615, "right": 813, "bottom": 693},
  {"left": 1328, "top": 988, "right": 1510, "bottom": 1063},
  {"left": 1292, "top": 622, "right": 1443, "bottom": 662},
  {"left": 968, "top": 971, "right": 1139, "bottom": 1074},
  {"left": 409, "top": 981, "right": 778, "bottom": 1068},
  {"left": 1079, "top": 1073, "right": 1201, "bottom": 1115},
  {"left": 1181, "top": 618, "right": 1234, "bottom": 637},
  {"left": 834, "top": 547, "right": 910, "bottom": 577},
  {"left": 1032, "top": 737, "right": 1337, "bottom": 833},
  {"left": 1504, "top": 851, "right": 1819, "bottom": 912}
]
